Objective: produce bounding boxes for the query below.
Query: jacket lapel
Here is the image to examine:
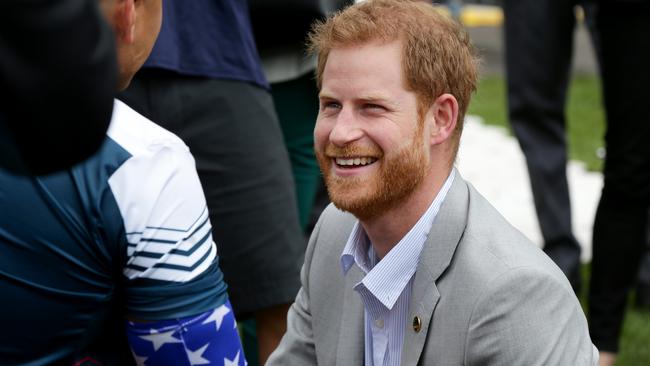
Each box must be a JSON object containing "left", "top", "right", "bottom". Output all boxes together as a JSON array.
[
  {"left": 401, "top": 172, "right": 469, "bottom": 365},
  {"left": 336, "top": 264, "right": 365, "bottom": 365}
]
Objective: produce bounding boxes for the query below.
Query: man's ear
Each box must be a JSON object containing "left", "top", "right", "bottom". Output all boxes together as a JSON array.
[
  {"left": 426, "top": 93, "right": 459, "bottom": 146},
  {"left": 113, "top": 0, "right": 136, "bottom": 44}
]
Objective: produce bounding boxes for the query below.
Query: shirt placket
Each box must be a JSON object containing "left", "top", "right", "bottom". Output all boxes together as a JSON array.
[{"left": 371, "top": 306, "right": 389, "bottom": 366}]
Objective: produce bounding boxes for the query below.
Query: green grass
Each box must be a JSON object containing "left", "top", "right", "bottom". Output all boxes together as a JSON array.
[
  {"left": 468, "top": 74, "right": 606, "bottom": 171},
  {"left": 467, "top": 75, "right": 508, "bottom": 131},
  {"left": 468, "top": 75, "right": 650, "bottom": 364},
  {"left": 567, "top": 76, "right": 606, "bottom": 172},
  {"left": 619, "top": 304, "right": 650, "bottom": 364}
]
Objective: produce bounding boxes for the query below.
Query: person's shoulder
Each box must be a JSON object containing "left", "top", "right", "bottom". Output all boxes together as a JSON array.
[
  {"left": 308, "top": 203, "right": 357, "bottom": 262},
  {"left": 458, "top": 182, "right": 569, "bottom": 285},
  {"left": 464, "top": 182, "right": 540, "bottom": 256},
  {"left": 102, "top": 100, "right": 204, "bottom": 249},
  {"left": 107, "top": 99, "right": 188, "bottom": 159},
  {"left": 316, "top": 203, "right": 359, "bottom": 245}
]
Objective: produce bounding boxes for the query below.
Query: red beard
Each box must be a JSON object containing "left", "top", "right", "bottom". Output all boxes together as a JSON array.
[{"left": 316, "top": 127, "right": 428, "bottom": 220}]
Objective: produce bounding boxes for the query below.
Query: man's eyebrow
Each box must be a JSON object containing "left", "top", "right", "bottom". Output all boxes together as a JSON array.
[
  {"left": 358, "top": 95, "right": 390, "bottom": 102},
  {"left": 318, "top": 93, "right": 397, "bottom": 107},
  {"left": 318, "top": 92, "right": 337, "bottom": 100}
]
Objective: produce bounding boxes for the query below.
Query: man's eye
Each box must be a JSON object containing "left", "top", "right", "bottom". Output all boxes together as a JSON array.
[
  {"left": 365, "top": 103, "right": 385, "bottom": 111},
  {"left": 322, "top": 102, "right": 342, "bottom": 110}
]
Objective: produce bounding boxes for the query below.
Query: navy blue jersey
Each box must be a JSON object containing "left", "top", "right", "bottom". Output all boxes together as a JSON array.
[
  {"left": 143, "top": 0, "right": 269, "bottom": 90},
  {"left": 0, "top": 100, "right": 228, "bottom": 364}
]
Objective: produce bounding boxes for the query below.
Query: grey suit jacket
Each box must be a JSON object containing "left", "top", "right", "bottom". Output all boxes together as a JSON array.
[{"left": 267, "top": 173, "right": 598, "bottom": 365}]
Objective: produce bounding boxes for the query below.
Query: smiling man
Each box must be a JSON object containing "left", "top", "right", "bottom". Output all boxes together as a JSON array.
[{"left": 267, "top": 1, "right": 598, "bottom": 365}]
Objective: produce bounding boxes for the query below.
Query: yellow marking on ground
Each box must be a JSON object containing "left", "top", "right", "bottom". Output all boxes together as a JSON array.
[
  {"left": 460, "top": 5, "right": 503, "bottom": 27},
  {"left": 434, "top": 5, "right": 586, "bottom": 28},
  {"left": 433, "top": 4, "right": 503, "bottom": 27}
]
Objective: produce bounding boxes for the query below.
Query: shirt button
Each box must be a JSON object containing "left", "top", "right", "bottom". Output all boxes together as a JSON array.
[{"left": 374, "top": 318, "right": 384, "bottom": 329}]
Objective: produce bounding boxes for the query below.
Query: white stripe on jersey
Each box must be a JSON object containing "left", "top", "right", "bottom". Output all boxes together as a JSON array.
[{"left": 108, "top": 100, "right": 218, "bottom": 283}]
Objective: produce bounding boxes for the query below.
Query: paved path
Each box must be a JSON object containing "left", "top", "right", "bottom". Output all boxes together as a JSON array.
[{"left": 457, "top": 116, "right": 602, "bottom": 262}]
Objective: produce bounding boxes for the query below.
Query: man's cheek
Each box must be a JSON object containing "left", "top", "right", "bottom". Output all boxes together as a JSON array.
[{"left": 313, "top": 128, "right": 330, "bottom": 150}]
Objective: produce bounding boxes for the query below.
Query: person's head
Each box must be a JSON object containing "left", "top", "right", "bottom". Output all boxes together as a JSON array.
[
  {"left": 99, "top": 0, "right": 162, "bottom": 90},
  {"left": 310, "top": 0, "right": 478, "bottom": 220}
]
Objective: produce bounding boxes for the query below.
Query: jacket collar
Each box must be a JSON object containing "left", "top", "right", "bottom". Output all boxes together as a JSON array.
[
  {"left": 335, "top": 169, "right": 469, "bottom": 365},
  {"left": 401, "top": 168, "right": 469, "bottom": 365}
]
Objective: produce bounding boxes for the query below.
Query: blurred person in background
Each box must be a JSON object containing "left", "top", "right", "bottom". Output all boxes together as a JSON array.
[
  {"left": 1, "top": 0, "right": 117, "bottom": 175},
  {"left": 588, "top": 1, "right": 650, "bottom": 364},
  {"left": 635, "top": 225, "right": 650, "bottom": 308},
  {"left": 119, "top": 1, "right": 304, "bottom": 364},
  {"left": 504, "top": 0, "right": 650, "bottom": 363},
  {"left": 503, "top": 0, "right": 600, "bottom": 294},
  {"left": 0, "top": 0, "right": 244, "bottom": 364}
]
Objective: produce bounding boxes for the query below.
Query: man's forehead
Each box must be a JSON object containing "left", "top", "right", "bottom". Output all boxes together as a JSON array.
[{"left": 320, "top": 42, "right": 407, "bottom": 98}]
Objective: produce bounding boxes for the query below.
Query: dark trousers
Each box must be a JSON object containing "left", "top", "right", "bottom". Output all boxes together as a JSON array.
[
  {"left": 504, "top": 0, "right": 592, "bottom": 286},
  {"left": 588, "top": 0, "right": 650, "bottom": 353}
]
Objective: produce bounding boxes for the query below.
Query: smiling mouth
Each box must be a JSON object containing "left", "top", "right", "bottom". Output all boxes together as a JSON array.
[{"left": 334, "top": 157, "right": 378, "bottom": 168}]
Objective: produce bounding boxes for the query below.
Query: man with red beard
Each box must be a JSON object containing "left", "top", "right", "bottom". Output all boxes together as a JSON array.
[{"left": 267, "top": 1, "right": 597, "bottom": 365}]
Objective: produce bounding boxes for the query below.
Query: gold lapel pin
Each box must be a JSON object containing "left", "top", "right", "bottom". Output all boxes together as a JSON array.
[{"left": 413, "top": 316, "right": 422, "bottom": 333}]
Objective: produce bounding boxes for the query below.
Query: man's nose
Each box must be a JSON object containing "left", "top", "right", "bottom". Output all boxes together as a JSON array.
[{"left": 329, "top": 108, "right": 363, "bottom": 147}]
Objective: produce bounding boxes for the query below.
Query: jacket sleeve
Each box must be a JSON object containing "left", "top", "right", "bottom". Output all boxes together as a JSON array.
[
  {"left": 464, "top": 267, "right": 599, "bottom": 366},
  {"left": 266, "top": 210, "right": 324, "bottom": 365},
  {"left": 0, "top": 0, "right": 117, "bottom": 175}
]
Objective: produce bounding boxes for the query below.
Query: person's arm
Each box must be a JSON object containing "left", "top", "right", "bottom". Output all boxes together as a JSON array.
[
  {"left": 0, "top": 0, "right": 117, "bottom": 174},
  {"left": 127, "top": 302, "right": 244, "bottom": 365},
  {"left": 107, "top": 130, "right": 244, "bottom": 364},
  {"left": 464, "top": 267, "right": 598, "bottom": 365},
  {"left": 266, "top": 212, "right": 323, "bottom": 365}
]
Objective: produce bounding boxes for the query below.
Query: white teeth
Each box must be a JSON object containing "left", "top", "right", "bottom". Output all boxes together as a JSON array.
[{"left": 335, "top": 157, "right": 377, "bottom": 166}]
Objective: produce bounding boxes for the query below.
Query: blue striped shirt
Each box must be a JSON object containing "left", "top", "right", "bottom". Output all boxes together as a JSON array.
[{"left": 340, "top": 170, "right": 455, "bottom": 366}]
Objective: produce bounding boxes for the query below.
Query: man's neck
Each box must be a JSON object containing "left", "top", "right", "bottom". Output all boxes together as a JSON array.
[{"left": 360, "top": 168, "right": 451, "bottom": 259}]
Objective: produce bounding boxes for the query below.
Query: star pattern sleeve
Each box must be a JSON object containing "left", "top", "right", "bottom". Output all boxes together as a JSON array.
[{"left": 127, "top": 300, "right": 247, "bottom": 365}]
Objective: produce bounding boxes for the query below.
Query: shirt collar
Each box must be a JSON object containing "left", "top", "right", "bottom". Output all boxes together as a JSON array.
[
  {"left": 340, "top": 170, "right": 456, "bottom": 309},
  {"left": 340, "top": 220, "right": 371, "bottom": 275}
]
